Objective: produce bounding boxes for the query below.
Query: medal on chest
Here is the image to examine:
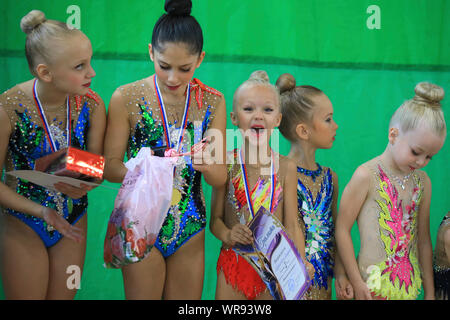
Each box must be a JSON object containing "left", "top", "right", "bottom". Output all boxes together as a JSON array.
[{"left": 154, "top": 75, "right": 191, "bottom": 207}]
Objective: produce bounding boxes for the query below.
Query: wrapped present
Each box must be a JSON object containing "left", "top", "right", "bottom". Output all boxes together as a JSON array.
[{"left": 34, "top": 147, "right": 105, "bottom": 180}]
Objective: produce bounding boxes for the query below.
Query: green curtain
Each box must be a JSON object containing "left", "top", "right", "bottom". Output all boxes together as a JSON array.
[{"left": 1, "top": 0, "right": 449, "bottom": 300}]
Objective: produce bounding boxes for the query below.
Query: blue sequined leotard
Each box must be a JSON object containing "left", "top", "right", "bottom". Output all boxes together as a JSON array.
[
  {"left": 0, "top": 85, "right": 101, "bottom": 247},
  {"left": 121, "top": 76, "right": 222, "bottom": 258},
  {"left": 297, "top": 164, "right": 335, "bottom": 299}
]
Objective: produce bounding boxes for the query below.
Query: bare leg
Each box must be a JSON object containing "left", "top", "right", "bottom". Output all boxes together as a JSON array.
[
  {"left": 0, "top": 214, "right": 49, "bottom": 299},
  {"left": 163, "top": 230, "right": 205, "bottom": 300},
  {"left": 121, "top": 246, "right": 166, "bottom": 299},
  {"left": 46, "top": 214, "right": 88, "bottom": 300}
]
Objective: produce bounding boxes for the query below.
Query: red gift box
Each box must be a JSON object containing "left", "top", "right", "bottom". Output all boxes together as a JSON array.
[{"left": 34, "top": 147, "right": 105, "bottom": 180}]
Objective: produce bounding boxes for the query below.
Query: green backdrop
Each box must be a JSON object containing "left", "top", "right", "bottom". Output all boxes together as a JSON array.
[{"left": 1, "top": 0, "right": 449, "bottom": 300}]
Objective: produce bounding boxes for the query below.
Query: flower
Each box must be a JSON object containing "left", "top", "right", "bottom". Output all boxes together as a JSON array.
[
  {"left": 134, "top": 238, "right": 147, "bottom": 258},
  {"left": 111, "top": 235, "right": 124, "bottom": 259}
]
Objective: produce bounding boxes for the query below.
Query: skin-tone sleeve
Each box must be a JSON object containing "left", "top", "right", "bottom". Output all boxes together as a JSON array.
[
  {"left": 335, "top": 165, "right": 372, "bottom": 300},
  {"left": 417, "top": 172, "right": 435, "bottom": 300},
  {"left": 102, "top": 88, "right": 130, "bottom": 183}
]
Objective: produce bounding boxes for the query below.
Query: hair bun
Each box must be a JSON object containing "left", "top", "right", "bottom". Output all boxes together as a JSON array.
[
  {"left": 20, "top": 10, "right": 46, "bottom": 35},
  {"left": 276, "top": 73, "right": 296, "bottom": 94},
  {"left": 164, "top": 0, "right": 192, "bottom": 16},
  {"left": 249, "top": 70, "right": 270, "bottom": 83},
  {"left": 413, "top": 82, "right": 444, "bottom": 108}
]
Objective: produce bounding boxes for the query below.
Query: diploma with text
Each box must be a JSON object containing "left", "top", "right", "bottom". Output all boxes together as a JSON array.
[{"left": 234, "top": 207, "right": 311, "bottom": 300}]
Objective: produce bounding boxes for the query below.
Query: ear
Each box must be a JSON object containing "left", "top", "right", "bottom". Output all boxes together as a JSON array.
[
  {"left": 35, "top": 63, "right": 52, "bottom": 83},
  {"left": 388, "top": 127, "right": 399, "bottom": 145},
  {"left": 196, "top": 51, "right": 205, "bottom": 68},
  {"left": 295, "top": 123, "right": 310, "bottom": 140},
  {"left": 230, "top": 111, "right": 238, "bottom": 126},
  {"left": 275, "top": 113, "right": 282, "bottom": 128},
  {"left": 148, "top": 44, "right": 154, "bottom": 62}
]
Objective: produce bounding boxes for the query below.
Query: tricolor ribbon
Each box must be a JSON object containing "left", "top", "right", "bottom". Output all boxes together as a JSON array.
[
  {"left": 239, "top": 149, "right": 276, "bottom": 221},
  {"left": 190, "top": 78, "right": 222, "bottom": 109},
  {"left": 153, "top": 75, "right": 191, "bottom": 153},
  {"left": 33, "top": 79, "right": 71, "bottom": 153}
]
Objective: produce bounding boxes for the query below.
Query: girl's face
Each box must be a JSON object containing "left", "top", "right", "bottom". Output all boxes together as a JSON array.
[
  {"left": 389, "top": 124, "right": 445, "bottom": 174},
  {"left": 149, "top": 42, "right": 205, "bottom": 97},
  {"left": 46, "top": 32, "right": 96, "bottom": 96},
  {"left": 231, "top": 84, "right": 281, "bottom": 147},
  {"left": 307, "top": 94, "right": 338, "bottom": 149}
]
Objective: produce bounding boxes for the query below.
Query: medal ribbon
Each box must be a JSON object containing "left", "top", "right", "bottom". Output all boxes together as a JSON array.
[
  {"left": 33, "top": 79, "right": 71, "bottom": 153},
  {"left": 153, "top": 75, "right": 191, "bottom": 153},
  {"left": 239, "top": 149, "right": 276, "bottom": 221}
]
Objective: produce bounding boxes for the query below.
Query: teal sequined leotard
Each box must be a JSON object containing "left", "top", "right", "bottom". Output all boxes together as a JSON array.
[
  {"left": 0, "top": 84, "right": 101, "bottom": 247},
  {"left": 121, "top": 76, "right": 222, "bottom": 258}
]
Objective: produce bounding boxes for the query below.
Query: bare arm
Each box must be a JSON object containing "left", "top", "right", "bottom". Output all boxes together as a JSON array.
[
  {"left": 192, "top": 96, "right": 227, "bottom": 188},
  {"left": 330, "top": 170, "right": 354, "bottom": 299},
  {"left": 335, "top": 165, "right": 372, "bottom": 300},
  {"left": 210, "top": 183, "right": 252, "bottom": 247},
  {"left": 102, "top": 88, "right": 130, "bottom": 183},
  {"left": 417, "top": 172, "right": 435, "bottom": 300}
]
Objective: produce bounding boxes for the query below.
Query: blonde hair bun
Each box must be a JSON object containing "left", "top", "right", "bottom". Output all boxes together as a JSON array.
[
  {"left": 249, "top": 70, "right": 270, "bottom": 83},
  {"left": 413, "top": 82, "right": 444, "bottom": 108},
  {"left": 276, "top": 73, "right": 296, "bottom": 94},
  {"left": 20, "top": 10, "right": 46, "bottom": 35}
]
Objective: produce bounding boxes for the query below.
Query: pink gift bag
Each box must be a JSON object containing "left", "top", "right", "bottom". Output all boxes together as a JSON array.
[
  {"left": 103, "top": 138, "right": 209, "bottom": 268},
  {"left": 103, "top": 147, "right": 177, "bottom": 268}
]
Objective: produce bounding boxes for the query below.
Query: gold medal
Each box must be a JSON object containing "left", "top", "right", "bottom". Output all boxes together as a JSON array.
[{"left": 171, "top": 188, "right": 182, "bottom": 206}]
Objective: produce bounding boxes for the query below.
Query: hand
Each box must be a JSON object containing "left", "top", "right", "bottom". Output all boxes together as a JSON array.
[
  {"left": 353, "top": 279, "right": 372, "bottom": 300},
  {"left": 191, "top": 137, "right": 213, "bottom": 173},
  {"left": 305, "top": 261, "right": 315, "bottom": 280},
  {"left": 335, "top": 275, "right": 354, "bottom": 300},
  {"left": 54, "top": 182, "right": 94, "bottom": 199},
  {"left": 41, "top": 206, "right": 84, "bottom": 243},
  {"left": 227, "top": 223, "right": 253, "bottom": 246}
]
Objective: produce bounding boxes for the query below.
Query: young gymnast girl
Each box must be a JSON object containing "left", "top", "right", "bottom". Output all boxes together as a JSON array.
[
  {"left": 336, "top": 82, "right": 446, "bottom": 300},
  {"left": 0, "top": 10, "right": 106, "bottom": 299},
  {"left": 276, "top": 73, "right": 353, "bottom": 300},
  {"left": 211, "top": 71, "right": 314, "bottom": 300},
  {"left": 102, "top": 0, "right": 227, "bottom": 299}
]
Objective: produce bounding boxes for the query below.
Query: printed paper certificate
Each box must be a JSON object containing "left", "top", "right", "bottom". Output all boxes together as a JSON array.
[{"left": 234, "top": 207, "right": 311, "bottom": 300}]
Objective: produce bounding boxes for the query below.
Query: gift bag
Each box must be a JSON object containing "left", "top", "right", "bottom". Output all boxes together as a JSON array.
[{"left": 103, "top": 147, "right": 177, "bottom": 268}]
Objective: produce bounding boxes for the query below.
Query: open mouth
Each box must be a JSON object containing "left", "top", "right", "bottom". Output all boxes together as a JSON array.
[
  {"left": 83, "top": 82, "right": 91, "bottom": 88},
  {"left": 250, "top": 125, "right": 265, "bottom": 137}
]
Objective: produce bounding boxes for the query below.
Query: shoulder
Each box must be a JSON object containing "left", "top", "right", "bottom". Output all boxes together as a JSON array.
[
  {"left": 190, "top": 78, "right": 224, "bottom": 109},
  {"left": 226, "top": 149, "right": 239, "bottom": 171},
  {"left": 0, "top": 84, "right": 21, "bottom": 105},
  {"left": 346, "top": 163, "right": 372, "bottom": 192},
  {"left": 114, "top": 78, "right": 151, "bottom": 100}
]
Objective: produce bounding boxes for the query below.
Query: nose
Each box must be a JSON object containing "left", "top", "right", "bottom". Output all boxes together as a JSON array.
[
  {"left": 88, "top": 64, "right": 96, "bottom": 78},
  {"left": 333, "top": 120, "right": 338, "bottom": 131},
  {"left": 254, "top": 110, "right": 264, "bottom": 121},
  {"left": 167, "top": 70, "right": 178, "bottom": 84},
  {"left": 415, "top": 157, "right": 427, "bottom": 167}
]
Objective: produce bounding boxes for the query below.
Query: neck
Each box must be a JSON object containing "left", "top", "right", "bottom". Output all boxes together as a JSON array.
[
  {"left": 288, "top": 141, "right": 317, "bottom": 170},
  {"left": 35, "top": 79, "right": 68, "bottom": 108},
  {"left": 379, "top": 146, "right": 409, "bottom": 177},
  {"left": 241, "top": 141, "right": 272, "bottom": 167}
]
